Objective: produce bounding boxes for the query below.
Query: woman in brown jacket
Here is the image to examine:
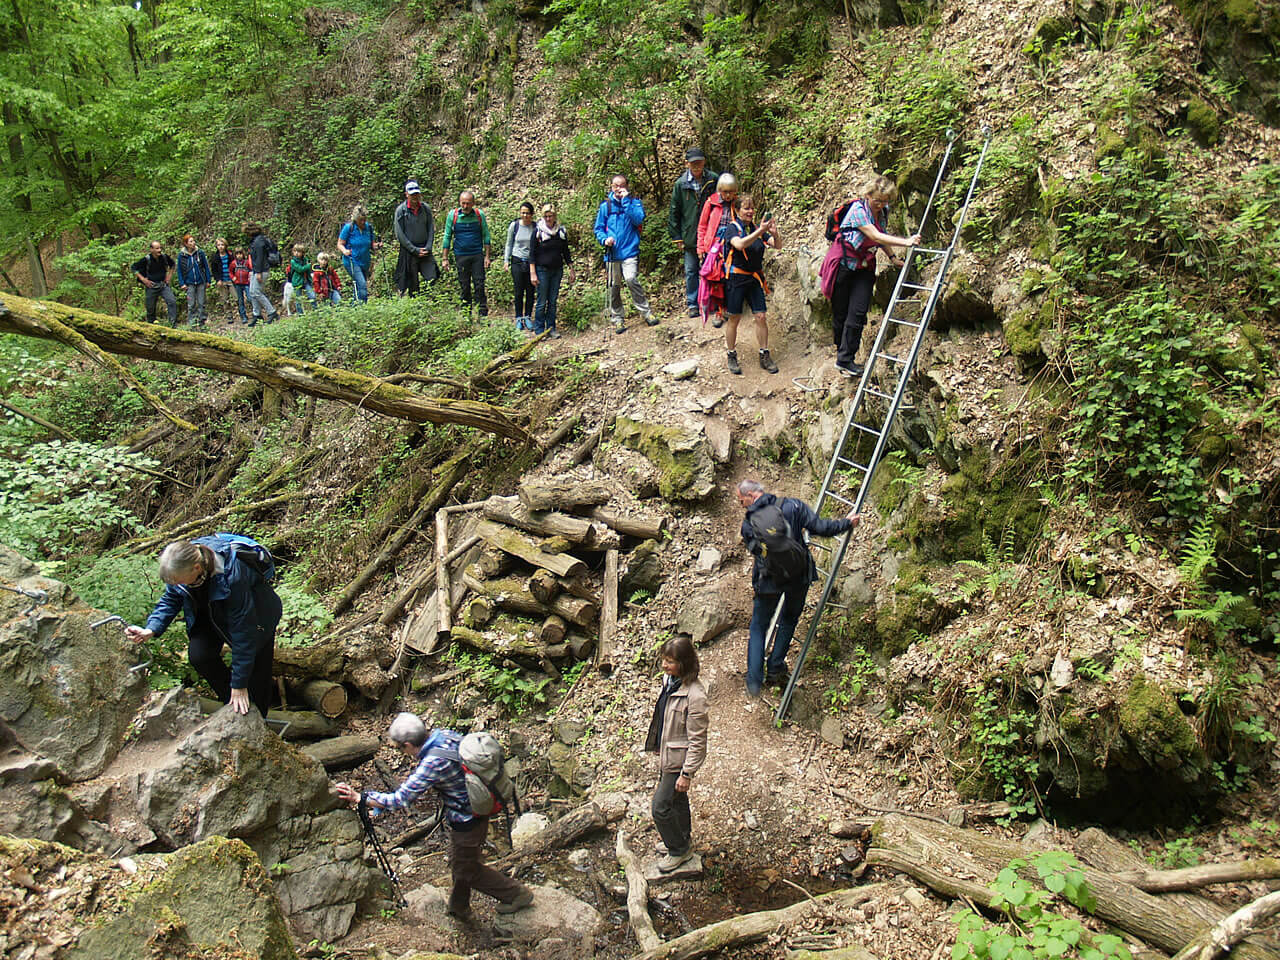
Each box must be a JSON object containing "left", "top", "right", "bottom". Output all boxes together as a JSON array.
[{"left": 645, "top": 635, "right": 709, "bottom": 872}]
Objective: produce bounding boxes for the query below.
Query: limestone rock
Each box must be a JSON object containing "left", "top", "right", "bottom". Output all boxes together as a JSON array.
[
  {"left": 404, "top": 882, "right": 450, "bottom": 932},
  {"left": 804, "top": 409, "right": 843, "bottom": 480},
  {"left": 137, "top": 686, "right": 204, "bottom": 742},
  {"left": 492, "top": 884, "right": 602, "bottom": 948},
  {"left": 62, "top": 836, "right": 298, "bottom": 960},
  {"left": 0, "top": 546, "right": 148, "bottom": 781},
  {"left": 820, "top": 716, "right": 845, "bottom": 749},
  {"left": 620, "top": 539, "right": 665, "bottom": 598},
  {"left": 613, "top": 415, "right": 715, "bottom": 501},
  {"left": 676, "top": 583, "right": 734, "bottom": 644},
  {"left": 694, "top": 546, "right": 722, "bottom": 575},
  {"left": 1049, "top": 652, "right": 1074, "bottom": 690},
  {"left": 662, "top": 357, "right": 699, "bottom": 380},
  {"left": 130, "top": 706, "right": 371, "bottom": 941},
  {"left": 511, "top": 811, "right": 551, "bottom": 851},
  {"left": 703, "top": 417, "right": 732, "bottom": 463},
  {"left": 548, "top": 741, "right": 595, "bottom": 794}
]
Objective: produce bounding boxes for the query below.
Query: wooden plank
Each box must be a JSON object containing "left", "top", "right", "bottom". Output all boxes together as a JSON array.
[{"left": 436, "top": 509, "right": 451, "bottom": 637}]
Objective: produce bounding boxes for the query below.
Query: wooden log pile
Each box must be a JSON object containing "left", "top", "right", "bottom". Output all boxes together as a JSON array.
[{"left": 400, "top": 480, "right": 667, "bottom": 688}]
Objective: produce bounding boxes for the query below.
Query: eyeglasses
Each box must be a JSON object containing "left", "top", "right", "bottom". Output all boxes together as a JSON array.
[{"left": 188, "top": 565, "right": 208, "bottom": 588}]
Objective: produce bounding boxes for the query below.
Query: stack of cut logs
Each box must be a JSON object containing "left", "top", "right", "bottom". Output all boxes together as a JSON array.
[{"left": 404, "top": 478, "right": 667, "bottom": 677}]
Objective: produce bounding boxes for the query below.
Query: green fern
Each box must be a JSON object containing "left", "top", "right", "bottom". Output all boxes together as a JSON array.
[{"left": 1177, "top": 515, "right": 1218, "bottom": 593}]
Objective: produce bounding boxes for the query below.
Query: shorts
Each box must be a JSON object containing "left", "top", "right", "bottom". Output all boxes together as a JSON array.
[{"left": 726, "top": 277, "right": 766, "bottom": 315}]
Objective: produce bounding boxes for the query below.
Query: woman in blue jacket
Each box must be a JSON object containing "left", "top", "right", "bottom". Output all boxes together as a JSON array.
[
  {"left": 127, "top": 535, "right": 281, "bottom": 717},
  {"left": 337, "top": 204, "right": 381, "bottom": 303},
  {"left": 176, "top": 235, "right": 213, "bottom": 327},
  {"left": 593, "top": 174, "right": 655, "bottom": 333}
]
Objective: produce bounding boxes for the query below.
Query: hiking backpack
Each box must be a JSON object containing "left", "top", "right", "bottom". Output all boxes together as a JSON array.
[
  {"left": 747, "top": 503, "right": 811, "bottom": 587},
  {"left": 824, "top": 199, "right": 856, "bottom": 242},
  {"left": 260, "top": 235, "right": 282, "bottom": 269},
  {"left": 430, "top": 731, "right": 522, "bottom": 844},
  {"left": 214, "top": 532, "right": 276, "bottom": 583}
]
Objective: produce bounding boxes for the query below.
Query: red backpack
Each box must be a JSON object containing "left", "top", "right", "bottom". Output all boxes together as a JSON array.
[{"left": 825, "top": 199, "right": 856, "bottom": 242}]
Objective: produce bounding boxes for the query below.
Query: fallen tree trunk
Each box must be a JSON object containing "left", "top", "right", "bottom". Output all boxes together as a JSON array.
[
  {"left": 490, "top": 793, "right": 628, "bottom": 871},
  {"left": 518, "top": 478, "right": 612, "bottom": 512},
  {"left": 528, "top": 569, "right": 560, "bottom": 605},
  {"left": 463, "top": 595, "right": 495, "bottom": 627},
  {"left": 290, "top": 679, "right": 348, "bottom": 718},
  {"left": 617, "top": 830, "right": 662, "bottom": 952},
  {"left": 541, "top": 614, "right": 567, "bottom": 644},
  {"left": 436, "top": 510, "right": 452, "bottom": 637},
  {"left": 475, "top": 519, "right": 587, "bottom": 578},
  {"left": 867, "top": 814, "right": 1276, "bottom": 959},
  {"left": 301, "top": 735, "right": 380, "bottom": 771},
  {"left": 0, "top": 294, "right": 529, "bottom": 440},
  {"left": 131, "top": 491, "right": 309, "bottom": 552},
  {"left": 588, "top": 506, "right": 667, "bottom": 540},
  {"left": 597, "top": 549, "right": 619, "bottom": 673},
  {"left": 557, "top": 573, "right": 601, "bottom": 602},
  {"left": 1112, "top": 858, "right": 1280, "bottom": 894},
  {"left": 333, "top": 451, "right": 470, "bottom": 614},
  {"left": 198, "top": 699, "right": 339, "bottom": 740},
  {"left": 481, "top": 496, "right": 616, "bottom": 548},
  {"left": 272, "top": 630, "right": 395, "bottom": 699},
  {"left": 462, "top": 570, "right": 597, "bottom": 626},
  {"left": 627, "top": 884, "right": 889, "bottom": 960},
  {"left": 450, "top": 624, "right": 567, "bottom": 660},
  {"left": 477, "top": 544, "right": 516, "bottom": 578},
  {"left": 1173, "top": 890, "right": 1280, "bottom": 960}
]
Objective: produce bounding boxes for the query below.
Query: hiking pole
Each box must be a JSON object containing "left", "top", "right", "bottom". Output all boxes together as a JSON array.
[{"left": 357, "top": 794, "right": 409, "bottom": 907}]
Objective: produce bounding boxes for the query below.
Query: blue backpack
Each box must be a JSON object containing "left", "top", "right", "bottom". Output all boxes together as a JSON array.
[{"left": 212, "top": 532, "right": 276, "bottom": 583}]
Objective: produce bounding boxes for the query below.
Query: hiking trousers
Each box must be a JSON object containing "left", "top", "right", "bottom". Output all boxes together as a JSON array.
[
  {"left": 605, "top": 258, "right": 651, "bottom": 321},
  {"left": 448, "top": 817, "right": 525, "bottom": 913},
  {"left": 652, "top": 770, "right": 692, "bottom": 856},
  {"left": 145, "top": 282, "right": 178, "bottom": 324},
  {"left": 835, "top": 265, "right": 876, "bottom": 368},
  {"left": 747, "top": 587, "right": 807, "bottom": 694}
]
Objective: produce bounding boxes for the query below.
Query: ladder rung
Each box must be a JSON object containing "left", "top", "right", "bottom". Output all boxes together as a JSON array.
[
  {"left": 886, "top": 316, "right": 922, "bottom": 327},
  {"left": 812, "top": 540, "right": 832, "bottom": 551},
  {"left": 836, "top": 456, "right": 869, "bottom": 472},
  {"left": 876, "top": 351, "right": 906, "bottom": 365},
  {"left": 900, "top": 281, "right": 934, "bottom": 291},
  {"left": 851, "top": 422, "right": 881, "bottom": 437},
  {"left": 866, "top": 387, "right": 896, "bottom": 401},
  {"left": 825, "top": 491, "right": 855, "bottom": 507},
  {"left": 894, "top": 298, "right": 922, "bottom": 305},
  {"left": 915, "top": 247, "right": 948, "bottom": 256}
]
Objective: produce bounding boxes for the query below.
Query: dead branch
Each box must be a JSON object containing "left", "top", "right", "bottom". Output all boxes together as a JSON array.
[
  {"left": 378, "top": 533, "right": 481, "bottom": 626},
  {"left": 130, "top": 491, "right": 308, "bottom": 551},
  {"left": 617, "top": 829, "right": 661, "bottom": 952},
  {"left": 597, "top": 548, "right": 619, "bottom": 674},
  {"left": 1114, "top": 858, "right": 1280, "bottom": 894},
  {"left": 1173, "top": 891, "right": 1280, "bottom": 960}
]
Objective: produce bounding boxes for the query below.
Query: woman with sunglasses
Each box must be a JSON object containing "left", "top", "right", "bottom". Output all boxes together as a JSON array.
[{"left": 127, "top": 535, "right": 282, "bottom": 717}]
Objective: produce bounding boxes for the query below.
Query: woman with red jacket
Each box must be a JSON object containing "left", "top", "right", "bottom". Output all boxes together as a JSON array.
[{"left": 696, "top": 173, "right": 739, "bottom": 327}]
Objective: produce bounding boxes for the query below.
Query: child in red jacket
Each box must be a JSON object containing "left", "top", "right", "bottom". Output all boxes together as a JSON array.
[
  {"left": 313, "top": 252, "right": 342, "bottom": 306},
  {"left": 230, "top": 249, "right": 254, "bottom": 324}
]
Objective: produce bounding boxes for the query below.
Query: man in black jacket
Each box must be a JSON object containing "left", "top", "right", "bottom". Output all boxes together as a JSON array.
[
  {"left": 668, "top": 147, "right": 717, "bottom": 318},
  {"left": 737, "top": 479, "right": 859, "bottom": 697},
  {"left": 131, "top": 241, "right": 178, "bottom": 324},
  {"left": 243, "top": 222, "right": 280, "bottom": 324}
]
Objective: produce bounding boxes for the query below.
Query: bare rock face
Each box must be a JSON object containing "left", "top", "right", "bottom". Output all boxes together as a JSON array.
[
  {"left": 613, "top": 414, "right": 716, "bottom": 502},
  {"left": 130, "top": 706, "right": 371, "bottom": 942},
  {"left": 0, "top": 545, "right": 148, "bottom": 781},
  {"left": 676, "top": 580, "right": 735, "bottom": 645},
  {"left": 492, "top": 884, "right": 602, "bottom": 950},
  {"left": 2, "top": 834, "right": 298, "bottom": 960},
  {"left": 0, "top": 722, "right": 116, "bottom": 852}
]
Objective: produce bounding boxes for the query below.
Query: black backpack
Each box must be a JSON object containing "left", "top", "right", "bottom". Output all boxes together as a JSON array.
[
  {"left": 747, "top": 502, "right": 810, "bottom": 587},
  {"left": 825, "top": 199, "right": 856, "bottom": 242},
  {"left": 261, "top": 235, "right": 282, "bottom": 269}
]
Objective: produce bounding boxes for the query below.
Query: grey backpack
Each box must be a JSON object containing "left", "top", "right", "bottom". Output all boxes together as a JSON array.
[{"left": 431, "top": 732, "right": 521, "bottom": 842}]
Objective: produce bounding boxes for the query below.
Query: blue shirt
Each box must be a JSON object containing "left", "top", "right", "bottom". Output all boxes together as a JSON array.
[
  {"left": 366, "top": 730, "right": 475, "bottom": 828},
  {"left": 338, "top": 221, "right": 376, "bottom": 267}
]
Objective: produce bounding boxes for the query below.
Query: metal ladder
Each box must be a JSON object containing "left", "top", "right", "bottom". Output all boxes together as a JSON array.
[{"left": 773, "top": 126, "right": 993, "bottom": 723}]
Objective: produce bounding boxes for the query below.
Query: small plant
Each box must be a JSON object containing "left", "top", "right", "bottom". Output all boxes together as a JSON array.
[
  {"left": 1151, "top": 837, "right": 1203, "bottom": 869},
  {"left": 952, "top": 852, "right": 1131, "bottom": 960},
  {"left": 964, "top": 685, "right": 1039, "bottom": 817}
]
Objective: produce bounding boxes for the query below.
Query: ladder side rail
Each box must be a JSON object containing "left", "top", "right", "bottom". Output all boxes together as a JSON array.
[
  {"left": 913, "top": 131, "right": 959, "bottom": 243},
  {"left": 943, "top": 128, "right": 993, "bottom": 250}
]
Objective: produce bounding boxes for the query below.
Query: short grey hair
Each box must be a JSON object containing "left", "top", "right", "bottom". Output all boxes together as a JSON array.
[
  {"left": 738, "top": 479, "right": 764, "bottom": 496},
  {"left": 388, "top": 712, "right": 428, "bottom": 747},
  {"left": 158, "top": 541, "right": 203, "bottom": 585},
  {"left": 717, "top": 173, "right": 738, "bottom": 193},
  {"left": 351, "top": 204, "right": 368, "bottom": 222}
]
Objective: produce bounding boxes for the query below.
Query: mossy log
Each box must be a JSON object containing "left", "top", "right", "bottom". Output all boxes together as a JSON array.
[
  {"left": 271, "top": 632, "right": 393, "bottom": 698},
  {"left": 449, "top": 624, "right": 566, "bottom": 660},
  {"left": 557, "top": 573, "right": 602, "bottom": 602},
  {"left": 462, "top": 570, "right": 596, "bottom": 626},
  {"left": 477, "top": 543, "right": 516, "bottom": 578},
  {"left": 626, "top": 884, "right": 889, "bottom": 960},
  {"left": 617, "top": 830, "right": 661, "bottom": 952},
  {"left": 517, "top": 478, "right": 612, "bottom": 511},
  {"left": 0, "top": 293, "right": 529, "bottom": 440},
  {"left": 867, "top": 814, "right": 1275, "bottom": 959},
  {"left": 463, "top": 594, "right": 496, "bottom": 628},
  {"left": 528, "top": 568, "right": 559, "bottom": 605},
  {"left": 481, "top": 495, "right": 618, "bottom": 549},
  {"left": 300, "top": 735, "right": 380, "bottom": 771},
  {"left": 475, "top": 519, "right": 587, "bottom": 578},
  {"left": 541, "top": 614, "right": 566, "bottom": 644},
  {"left": 588, "top": 506, "right": 667, "bottom": 540}
]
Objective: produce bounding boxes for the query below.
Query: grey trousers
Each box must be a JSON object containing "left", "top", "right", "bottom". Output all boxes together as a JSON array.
[
  {"left": 247, "top": 272, "right": 275, "bottom": 319},
  {"left": 185, "top": 283, "right": 207, "bottom": 322},
  {"left": 605, "top": 258, "right": 651, "bottom": 321},
  {"left": 651, "top": 770, "right": 691, "bottom": 856},
  {"left": 145, "top": 282, "right": 178, "bottom": 324}
]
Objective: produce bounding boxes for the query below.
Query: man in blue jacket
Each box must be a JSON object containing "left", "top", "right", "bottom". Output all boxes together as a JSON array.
[
  {"left": 594, "top": 174, "right": 655, "bottom": 333},
  {"left": 737, "top": 480, "right": 860, "bottom": 698},
  {"left": 127, "top": 535, "right": 281, "bottom": 717}
]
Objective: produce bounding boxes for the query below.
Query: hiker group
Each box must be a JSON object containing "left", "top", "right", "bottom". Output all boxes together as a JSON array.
[{"left": 132, "top": 148, "right": 921, "bottom": 377}]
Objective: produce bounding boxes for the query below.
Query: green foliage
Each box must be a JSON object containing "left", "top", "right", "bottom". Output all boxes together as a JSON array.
[
  {"left": 824, "top": 645, "right": 876, "bottom": 714},
  {"left": 275, "top": 569, "right": 334, "bottom": 648},
  {"left": 952, "top": 852, "right": 1130, "bottom": 960},
  {"left": 450, "top": 648, "right": 551, "bottom": 715},
  {"left": 1174, "top": 517, "right": 1245, "bottom": 633},
  {"left": 0, "top": 441, "right": 154, "bottom": 558},
  {"left": 961, "top": 685, "right": 1039, "bottom": 816},
  {"left": 957, "top": 529, "right": 1021, "bottom": 601}
]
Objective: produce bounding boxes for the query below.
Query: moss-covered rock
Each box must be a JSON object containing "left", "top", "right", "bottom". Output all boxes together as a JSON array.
[
  {"left": 872, "top": 561, "right": 953, "bottom": 656},
  {"left": 1174, "top": 0, "right": 1279, "bottom": 123},
  {"left": 1094, "top": 126, "right": 1126, "bottom": 164},
  {"left": 1026, "top": 15, "right": 1074, "bottom": 63},
  {"left": 613, "top": 415, "right": 715, "bottom": 501},
  {"left": 1002, "top": 301, "right": 1051, "bottom": 373},
  {"left": 1184, "top": 97, "right": 1221, "bottom": 146}
]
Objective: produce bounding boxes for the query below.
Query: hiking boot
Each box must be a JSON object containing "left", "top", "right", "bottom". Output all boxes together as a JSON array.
[
  {"left": 446, "top": 906, "right": 475, "bottom": 925},
  {"left": 836, "top": 362, "right": 863, "bottom": 379},
  {"left": 644, "top": 314, "right": 659, "bottom": 327},
  {"left": 547, "top": 329, "right": 561, "bottom": 339},
  {"left": 759, "top": 349, "right": 779, "bottom": 374},
  {"left": 727, "top": 350, "right": 742, "bottom": 375},
  {"left": 766, "top": 670, "right": 789, "bottom": 690},
  {"left": 657, "top": 850, "right": 696, "bottom": 873},
  {"left": 495, "top": 888, "right": 535, "bottom": 914},
  {"left": 267, "top": 312, "right": 280, "bottom": 324},
  {"left": 712, "top": 314, "right": 725, "bottom": 328},
  {"left": 614, "top": 320, "right": 626, "bottom": 334},
  {"left": 687, "top": 306, "right": 699, "bottom": 318}
]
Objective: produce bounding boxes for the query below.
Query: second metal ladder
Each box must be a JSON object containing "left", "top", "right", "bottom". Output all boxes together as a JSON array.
[{"left": 773, "top": 126, "right": 993, "bottom": 723}]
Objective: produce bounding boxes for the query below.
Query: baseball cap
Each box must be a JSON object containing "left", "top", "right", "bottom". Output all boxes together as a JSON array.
[
  {"left": 405, "top": 180, "right": 421, "bottom": 194},
  {"left": 685, "top": 147, "right": 706, "bottom": 161}
]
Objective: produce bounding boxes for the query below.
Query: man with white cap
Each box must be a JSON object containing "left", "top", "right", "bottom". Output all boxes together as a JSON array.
[{"left": 393, "top": 179, "right": 438, "bottom": 297}]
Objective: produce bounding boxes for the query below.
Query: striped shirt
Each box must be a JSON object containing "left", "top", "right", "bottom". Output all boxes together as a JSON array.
[{"left": 366, "top": 730, "right": 475, "bottom": 827}]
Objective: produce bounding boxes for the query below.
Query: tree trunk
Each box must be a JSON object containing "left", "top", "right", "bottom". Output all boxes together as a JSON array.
[
  {"left": 867, "top": 814, "right": 1277, "bottom": 959},
  {"left": 597, "top": 548, "right": 619, "bottom": 673},
  {"left": 588, "top": 506, "right": 668, "bottom": 540},
  {"left": 290, "top": 679, "right": 348, "bottom": 718},
  {"left": 301, "top": 735, "right": 381, "bottom": 771},
  {"left": 462, "top": 570, "right": 597, "bottom": 626},
  {"left": 517, "top": 478, "right": 612, "bottom": 512},
  {"left": 450, "top": 624, "right": 566, "bottom": 660},
  {"left": 481, "top": 495, "right": 616, "bottom": 548},
  {"left": 463, "top": 595, "right": 496, "bottom": 628},
  {"left": 272, "top": 630, "right": 395, "bottom": 699},
  {"left": 436, "top": 509, "right": 452, "bottom": 637},
  {"left": 567, "top": 632, "right": 594, "bottom": 660},
  {"left": 626, "top": 885, "right": 888, "bottom": 960},
  {"left": 617, "top": 830, "right": 662, "bottom": 952},
  {"left": 541, "top": 614, "right": 567, "bottom": 644},
  {"left": 475, "top": 519, "right": 587, "bottom": 578},
  {"left": 477, "top": 543, "right": 516, "bottom": 578},
  {"left": 528, "top": 568, "right": 560, "bottom": 605},
  {"left": 197, "top": 699, "right": 339, "bottom": 740},
  {"left": 557, "top": 573, "right": 602, "bottom": 602},
  {"left": 1172, "top": 891, "right": 1280, "bottom": 960},
  {"left": 0, "top": 294, "right": 529, "bottom": 440}
]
